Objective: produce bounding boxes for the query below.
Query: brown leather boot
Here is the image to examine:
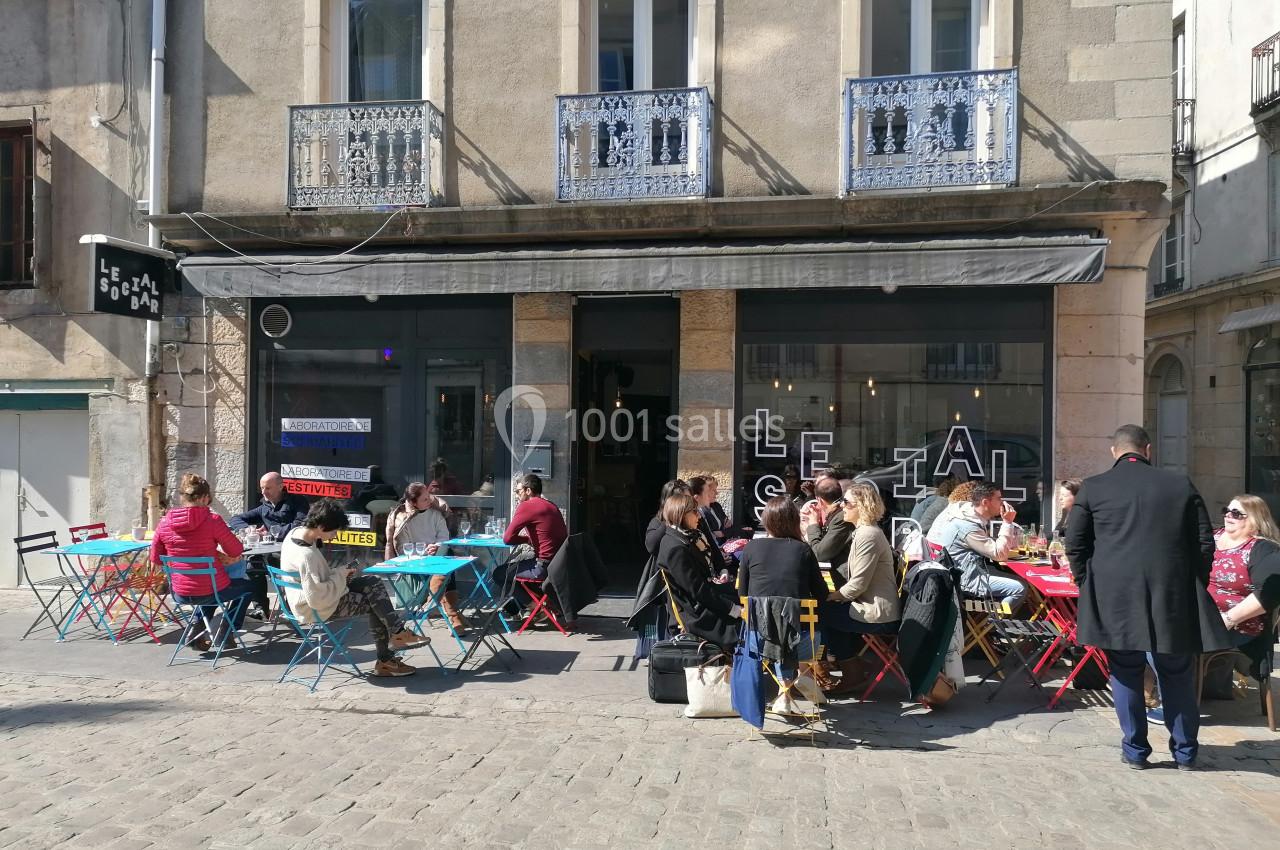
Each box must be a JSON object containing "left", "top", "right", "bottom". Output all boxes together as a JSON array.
[
  {"left": 822, "top": 657, "right": 870, "bottom": 696},
  {"left": 442, "top": 589, "right": 468, "bottom": 633}
]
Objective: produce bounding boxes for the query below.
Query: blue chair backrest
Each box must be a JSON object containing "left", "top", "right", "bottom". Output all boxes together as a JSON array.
[
  {"left": 266, "top": 564, "right": 304, "bottom": 625},
  {"left": 160, "top": 555, "right": 217, "bottom": 579}
]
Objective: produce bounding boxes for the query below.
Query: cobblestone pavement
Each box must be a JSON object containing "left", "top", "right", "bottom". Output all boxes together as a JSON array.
[{"left": 0, "top": 592, "right": 1277, "bottom": 849}]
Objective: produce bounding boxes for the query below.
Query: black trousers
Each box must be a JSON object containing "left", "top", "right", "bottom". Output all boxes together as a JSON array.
[{"left": 244, "top": 555, "right": 273, "bottom": 613}]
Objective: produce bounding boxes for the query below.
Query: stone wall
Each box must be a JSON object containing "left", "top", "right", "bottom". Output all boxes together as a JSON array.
[
  {"left": 511, "top": 294, "right": 573, "bottom": 518},
  {"left": 155, "top": 297, "right": 249, "bottom": 516},
  {"left": 676, "top": 290, "right": 736, "bottom": 518}
]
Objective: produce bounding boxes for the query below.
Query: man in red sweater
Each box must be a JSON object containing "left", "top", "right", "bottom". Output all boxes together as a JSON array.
[{"left": 498, "top": 473, "right": 568, "bottom": 611}]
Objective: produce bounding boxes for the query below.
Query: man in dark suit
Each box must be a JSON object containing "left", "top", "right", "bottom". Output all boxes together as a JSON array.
[{"left": 1065, "top": 424, "right": 1229, "bottom": 770}]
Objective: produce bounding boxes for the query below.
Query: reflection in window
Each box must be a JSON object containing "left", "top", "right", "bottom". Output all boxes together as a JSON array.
[
  {"left": 349, "top": 0, "right": 423, "bottom": 101},
  {"left": 739, "top": 342, "right": 1045, "bottom": 527}
]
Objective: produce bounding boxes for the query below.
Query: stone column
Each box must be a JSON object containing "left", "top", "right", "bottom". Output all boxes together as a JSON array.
[
  {"left": 677, "top": 290, "right": 737, "bottom": 518},
  {"left": 511, "top": 293, "right": 573, "bottom": 518},
  {"left": 1055, "top": 218, "right": 1165, "bottom": 481}
]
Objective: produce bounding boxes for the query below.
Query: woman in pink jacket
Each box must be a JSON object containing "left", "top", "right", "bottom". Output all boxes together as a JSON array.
[{"left": 151, "top": 473, "right": 250, "bottom": 650}]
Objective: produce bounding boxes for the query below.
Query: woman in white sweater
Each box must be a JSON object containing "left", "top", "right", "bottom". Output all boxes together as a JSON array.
[
  {"left": 385, "top": 482, "right": 466, "bottom": 632},
  {"left": 283, "top": 498, "right": 427, "bottom": 678}
]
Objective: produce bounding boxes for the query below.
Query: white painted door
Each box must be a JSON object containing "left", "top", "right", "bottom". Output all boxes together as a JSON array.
[
  {"left": 0, "top": 410, "right": 90, "bottom": 586},
  {"left": 1157, "top": 393, "right": 1189, "bottom": 475}
]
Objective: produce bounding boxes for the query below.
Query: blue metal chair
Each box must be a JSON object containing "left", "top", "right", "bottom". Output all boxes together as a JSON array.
[
  {"left": 266, "top": 564, "right": 363, "bottom": 692},
  {"left": 160, "top": 556, "right": 249, "bottom": 668}
]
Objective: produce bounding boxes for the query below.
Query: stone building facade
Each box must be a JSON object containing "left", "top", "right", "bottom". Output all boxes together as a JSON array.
[
  {"left": 1144, "top": 0, "right": 1280, "bottom": 518},
  {"left": 1, "top": 0, "right": 1174, "bottom": 587}
]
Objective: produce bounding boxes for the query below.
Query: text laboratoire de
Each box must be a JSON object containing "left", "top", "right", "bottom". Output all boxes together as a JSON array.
[{"left": 280, "top": 418, "right": 372, "bottom": 433}]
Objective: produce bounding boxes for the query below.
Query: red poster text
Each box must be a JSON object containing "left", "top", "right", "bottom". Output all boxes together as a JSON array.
[{"left": 282, "top": 479, "right": 352, "bottom": 499}]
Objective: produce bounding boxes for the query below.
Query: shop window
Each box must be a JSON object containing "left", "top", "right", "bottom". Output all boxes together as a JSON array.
[
  {"left": 1247, "top": 338, "right": 1280, "bottom": 521},
  {"left": 0, "top": 124, "right": 34, "bottom": 287},
  {"left": 332, "top": 0, "right": 427, "bottom": 102},
  {"left": 739, "top": 340, "right": 1045, "bottom": 529}
]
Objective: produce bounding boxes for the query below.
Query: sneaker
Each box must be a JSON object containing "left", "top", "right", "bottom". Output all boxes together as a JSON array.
[
  {"left": 390, "top": 630, "right": 431, "bottom": 651},
  {"left": 1146, "top": 707, "right": 1165, "bottom": 726},
  {"left": 372, "top": 657, "right": 417, "bottom": 678},
  {"left": 1121, "top": 755, "right": 1148, "bottom": 770},
  {"left": 1176, "top": 761, "right": 1198, "bottom": 772}
]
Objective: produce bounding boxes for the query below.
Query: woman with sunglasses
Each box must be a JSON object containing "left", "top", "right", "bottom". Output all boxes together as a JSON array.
[{"left": 1211, "top": 496, "right": 1280, "bottom": 643}]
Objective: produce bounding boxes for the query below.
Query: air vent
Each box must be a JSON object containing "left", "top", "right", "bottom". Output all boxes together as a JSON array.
[{"left": 259, "top": 304, "right": 292, "bottom": 339}]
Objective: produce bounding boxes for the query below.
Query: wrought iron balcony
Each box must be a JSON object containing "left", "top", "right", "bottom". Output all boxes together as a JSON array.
[
  {"left": 1173, "top": 98, "right": 1194, "bottom": 157},
  {"left": 842, "top": 68, "right": 1018, "bottom": 193},
  {"left": 1153, "top": 277, "right": 1185, "bottom": 299},
  {"left": 288, "top": 100, "right": 444, "bottom": 209},
  {"left": 556, "top": 87, "right": 712, "bottom": 201},
  {"left": 1253, "top": 31, "right": 1280, "bottom": 115}
]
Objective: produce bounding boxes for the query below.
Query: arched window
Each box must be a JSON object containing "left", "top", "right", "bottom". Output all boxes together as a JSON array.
[{"left": 1153, "top": 355, "right": 1188, "bottom": 474}]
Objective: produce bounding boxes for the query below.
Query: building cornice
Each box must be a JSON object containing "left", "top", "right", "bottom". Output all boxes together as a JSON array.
[
  {"left": 1146, "top": 263, "right": 1280, "bottom": 316},
  {"left": 147, "top": 181, "right": 1168, "bottom": 253}
]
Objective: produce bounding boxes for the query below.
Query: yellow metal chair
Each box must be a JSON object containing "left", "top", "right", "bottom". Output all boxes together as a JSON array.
[{"left": 740, "top": 596, "right": 825, "bottom": 741}]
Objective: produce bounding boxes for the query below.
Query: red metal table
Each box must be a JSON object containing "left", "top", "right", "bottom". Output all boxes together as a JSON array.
[{"left": 1004, "top": 559, "right": 1109, "bottom": 709}]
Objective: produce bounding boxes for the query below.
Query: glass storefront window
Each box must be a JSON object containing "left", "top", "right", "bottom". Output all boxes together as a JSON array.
[
  {"left": 424, "top": 357, "right": 503, "bottom": 534},
  {"left": 1246, "top": 338, "right": 1280, "bottom": 520},
  {"left": 739, "top": 340, "right": 1046, "bottom": 533}
]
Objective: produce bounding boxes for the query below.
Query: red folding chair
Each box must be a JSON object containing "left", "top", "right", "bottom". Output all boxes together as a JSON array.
[
  {"left": 858, "top": 630, "right": 909, "bottom": 701},
  {"left": 514, "top": 576, "right": 569, "bottom": 636},
  {"left": 65, "top": 523, "right": 130, "bottom": 628}
]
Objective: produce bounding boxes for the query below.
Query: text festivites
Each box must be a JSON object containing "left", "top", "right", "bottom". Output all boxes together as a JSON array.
[{"left": 282, "top": 479, "right": 353, "bottom": 499}]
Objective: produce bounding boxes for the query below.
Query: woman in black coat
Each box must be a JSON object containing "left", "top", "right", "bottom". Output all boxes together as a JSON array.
[
  {"left": 657, "top": 492, "right": 741, "bottom": 650},
  {"left": 627, "top": 480, "right": 689, "bottom": 659}
]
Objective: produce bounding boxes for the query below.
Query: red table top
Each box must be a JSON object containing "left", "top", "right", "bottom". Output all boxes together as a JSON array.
[{"left": 1004, "top": 559, "right": 1079, "bottom": 599}]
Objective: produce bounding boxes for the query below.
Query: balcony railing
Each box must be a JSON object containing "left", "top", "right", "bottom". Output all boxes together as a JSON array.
[
  {"left": 288, "top": 100, "right": 444, "bottom": 209},
  {"left": 1153, "top": 277, "right": 1185, "bottom": 299},
  {"left": 556, "top": 87, "right": 712, "bottom": 201},
  {"left": 1253, "top": 32, "right": 1280, "bottom": 115},
  {"left": 843, "top": 68, "right": 1018, "bottom": 193},
  {"left": 1173, "top": 98, "right": 1194, "bottom": 157}
]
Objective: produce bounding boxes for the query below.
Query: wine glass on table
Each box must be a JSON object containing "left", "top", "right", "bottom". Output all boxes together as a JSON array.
[
  {"left": 414, "top": 541, "right": 427, "bottom": 558},
  {"left": 460, "top": 520, "right": 471, "bottom": 539}
]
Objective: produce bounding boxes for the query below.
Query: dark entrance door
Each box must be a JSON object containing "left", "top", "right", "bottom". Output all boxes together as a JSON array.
[{"left": 573, "top": 296, "right": 678, "bottom": 595}]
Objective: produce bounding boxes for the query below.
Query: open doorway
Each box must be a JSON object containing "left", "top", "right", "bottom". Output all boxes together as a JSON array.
[{"left": 573, "top": 297, "right": 678, "bottom": 595}]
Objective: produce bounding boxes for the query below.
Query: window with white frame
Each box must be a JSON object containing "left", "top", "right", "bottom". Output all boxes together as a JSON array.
[
  {"left": 594, "top": 0, "right": 694, "bottom": 92},
  {"left": 870, "top": 0, "right": 983, "bottom": 76},
  {"left": 331, "top": 0, "right": 428, "bottom": 102},
  {"left": 1163, "top": 202, "right": 1186, "bottom": 287}
]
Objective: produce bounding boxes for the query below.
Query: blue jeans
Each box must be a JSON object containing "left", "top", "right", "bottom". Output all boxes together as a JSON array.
[
  {"left": 966, "top": 574, "right": 1027, "bottom": 609},
  {"left": 173, "top": 578, "right": 254, "bottom": 639},
  {"left": 1108, "top": 650, "right": 1199, "bottom": 765},
  {"left": 776, "top": 630, "right": 818, "bottom": 681}
]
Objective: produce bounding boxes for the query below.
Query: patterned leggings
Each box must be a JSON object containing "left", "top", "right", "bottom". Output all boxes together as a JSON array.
[{"left": 330, "top": 574, "right": 405, "bottom": 662}]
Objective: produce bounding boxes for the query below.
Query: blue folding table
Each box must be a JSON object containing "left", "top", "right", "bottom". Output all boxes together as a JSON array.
[
  {"left": 442, "top": 536, "right": 515, "bottom": 633},
  {"left": 42, "top": 539, "right": 150, "bottom": 643},
  {"left": 365, "top": 553, "right": 521, "bottom": 672}
]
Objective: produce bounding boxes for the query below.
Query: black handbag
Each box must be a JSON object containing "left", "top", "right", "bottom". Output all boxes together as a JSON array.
[
  {"left": 648, "top": 634, "right": 725, "bottom": 703},
  {"left": 647, "top": 569, "right": 726, "bottom": 703}
]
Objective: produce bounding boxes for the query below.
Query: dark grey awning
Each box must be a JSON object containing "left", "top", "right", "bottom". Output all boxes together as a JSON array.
[
  {"left": 177, "top": 233, "right": 1108, "bottom": 297},
  {"left": 1218, "top": 303, "right": 1280, "bottom": 334}
]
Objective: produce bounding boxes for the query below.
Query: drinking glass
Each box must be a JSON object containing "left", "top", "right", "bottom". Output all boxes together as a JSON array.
[
  {"left": 414, "top": 541, "right": 427, "bottom": 557},
  {"left": 460, "top": 521, "right": 471, "bottom": 539},
  {"left": 399, "top": 543, "right": 412, "bottom": 558}
]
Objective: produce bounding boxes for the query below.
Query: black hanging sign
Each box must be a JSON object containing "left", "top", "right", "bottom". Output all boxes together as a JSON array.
[{"left": 85, "top": 237, "right": 174, "bottom": 319}]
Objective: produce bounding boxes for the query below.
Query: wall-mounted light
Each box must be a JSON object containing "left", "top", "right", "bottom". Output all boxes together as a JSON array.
[{"left": 974, "top": 387, "right": 981, "bottom": 399}]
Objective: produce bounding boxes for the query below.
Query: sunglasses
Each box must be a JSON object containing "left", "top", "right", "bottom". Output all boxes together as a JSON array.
[{"left": 1222, "top": 507, "right": 1248, "bottom": 520}]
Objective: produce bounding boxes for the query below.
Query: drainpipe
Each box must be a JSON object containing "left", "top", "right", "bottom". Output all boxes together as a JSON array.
[{"left": 144, "top": 0, "right": 167, "bottom": 528}]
